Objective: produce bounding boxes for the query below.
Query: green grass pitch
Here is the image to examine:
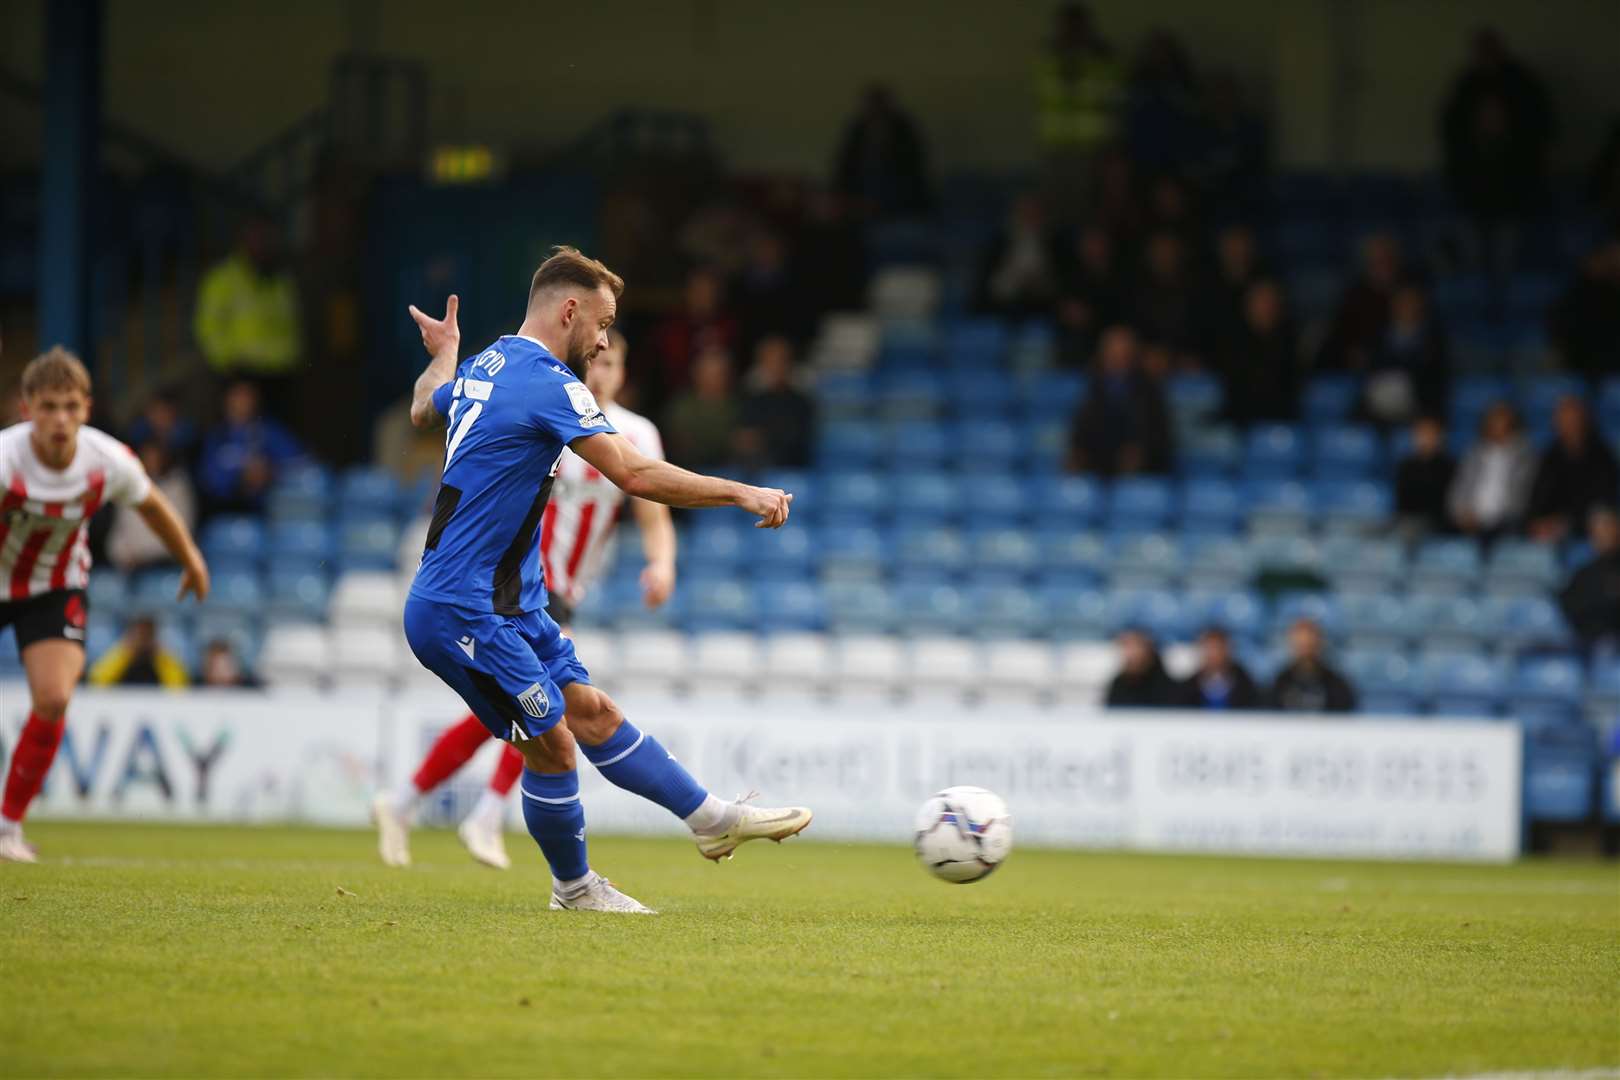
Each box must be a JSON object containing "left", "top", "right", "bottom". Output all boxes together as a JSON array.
[{"left": 1, "top": 822, "right": 1616, "bottom": 1078}]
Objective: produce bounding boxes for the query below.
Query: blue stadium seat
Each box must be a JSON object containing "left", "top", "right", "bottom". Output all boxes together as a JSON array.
[
  {"left": 266, "top": 465, "right": 332, "bottom": 522},
  {"left": 1311, "top": 425, "right": 1381, "bottom": 478},
  {"left": 267, "top": 522, "right": 335, "bottom": 565},
  {"left": 1249, "top": 535, "right": 1322, "bottom": 575},
  {"left": 1524, "top": 748, "right": 1597, "bottom": 823},
  {"left": 1484, "top": 540, "right": 1561, "bottom": 593},
  {"left": 683, "top": 522, "right": 747, "bottom": 576},
  {"left": 1342, "top": 593, "right": 1413, "bottom": 651},
  {"left": 1513, "top": 656, "right": 1586, "bottom": 709},
  {"left": 815, "top": 372, "right": 877, "bottom": 419},
  {"left": 1245, "top": 424, "right": 1304, "bottom": 475},
  {"left": 822, "top": 471, "right": 887, "bottom": 518},
  {"left": 127, "top": 567, "right": 185, "bottom": 615},
  {"left": 199, "top": 515, "right": 266, "bottom": 569},
  {"left": 1423, "top": 652, "right": 1505, "bottom": 714},
  {"left": 1016, "top": 371, "right": 1085, "bottom": 421},
  {"left": 1344, "top": 650, "right": 1419, "bottom": 699},
  {"left": 954, "top": 421, "right": 1022, "bottom": 469},
  {"left": 1110, "top": 532, "right": 1182, "bottom": 586},
  {"left": 818, "top": 526, "right": 890, "bottom": 580},
  {"left": 683, "top": 580, "right": 758, "bottom": 632},
  {"left": 893, "top": 472, "right": 962, "bottom": 522},
  {"left": 1176, "top": 427, "right": 1242, "bottom": 478},
  {"left": 85, "top": 571, "right": 130, "bottom": 620},
  {"left": 1167, "top": 373, "right": 1223, "bottom": 423},
  {"left": 1448, "top": 375, "right": 1511, "bottom": 430},
  {"left": 755, "top": 580, "right": 825, "bottom": 632},
  {"left": 1181, "top": 478, "right": 1242, "bottom": 531},
  {"left": 1412, "top": 538, "right": 1484, "bottom": 588},
  {"left": 1045, "top": 585, "right": 1110, "bottom": 635},
  {"left": 760, "top": 470, "right": 815, "bottom": 521},
  {"left": 338, "top": 517, "right": 399, "bottom": 572},
  {"left": 876, "top": 373, "right": 946, "bottom": 419},
  {"left": 966, "top": 584, "right": 1045, "bottom": 637},
  {"left": 1485, "top": 595, "right": 1572, "bottom": 650},
  {"left": 1107, "top": 478, "right": 1174, "bottom": 530},
  {"left": 1182, "top": 535, "right": 1258, "bottom": 588},
  {"left": 887, "top": 420, "right": 951, "bottom": 468},
  {"left": 1322, "top": 536, "right": 1406, "bottom": 587},
  {"left": 1273, "top": 592, "right": 1344, "bottom": 636},
  {"left": 338, "top": 467, "right": 400, "bottom": 516},
  {"left": 266, "top": 568, "right": 331, "bottom": 620},
  {"left": 943, "top": 318, "right": 1010, "bottom": 367},
  {"left": 1316, "top": 480, "right": 1393, "bottom": 530},
  {"left": 971, "top": 475, "right": 1030, "bottom": 523},
  {"left": 894, "top": 526, "right": 968, "bottom": 573},
  {"left": 1406, "top": 593, "right": 1488, "bottom": 648},
  {"left": 1245, "top": 478, "right": 1313, "bottom": 532},
  {"left": 1033, "top": 475, "right": 1102, "bottom": 525},
  {"left": 893, "top": 580, "right": 968, "bottom": 634},
  {"left": 1301, "top": 375, "right": 1360, "bottom": 423},
  {"left": 751, "top": 525, "right": 816, "bottom": 578},
  {"left": 1035, "top": 530, "right": 1109, "bottom": 585},
  {"left": 946, "top": 372, "right": 1017, "bottom": 415},
  {"left": 817, "top": 423, "right": 884, "bottom": 469},
  {"left": 1106, "top": 587, "right": 1190, "bottom": 640},
  {"left": 1523, "top": 374, "right": 1588, "bottom": 425},
  {"left": 969, "top": 529, "right": 1039, "bottom": 578},
  {"left": 204, "top": 569, "right": 266, "bottom": 616}
]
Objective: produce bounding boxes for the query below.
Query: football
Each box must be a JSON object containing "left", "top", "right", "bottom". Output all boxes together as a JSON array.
[{"left": 913, "top": 786, "right": 1014, "bottom": 883}]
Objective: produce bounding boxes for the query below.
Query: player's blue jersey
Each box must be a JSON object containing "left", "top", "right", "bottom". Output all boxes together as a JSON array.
[{"left": 408, "top": 335, "right": 616, "bottom": 615}]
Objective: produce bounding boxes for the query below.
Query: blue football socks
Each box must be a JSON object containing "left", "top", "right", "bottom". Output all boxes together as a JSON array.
[
  {"left": 519, "top": 768, "right": 589, "bottom": 882},
  {"left": 580, "top": 719, "right": 709, "bottom": 820}
]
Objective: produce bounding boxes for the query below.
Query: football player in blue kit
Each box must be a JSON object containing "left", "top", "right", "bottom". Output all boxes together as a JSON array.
[{"left": 396, "top": 247, "right": 810, "bottom": 914}]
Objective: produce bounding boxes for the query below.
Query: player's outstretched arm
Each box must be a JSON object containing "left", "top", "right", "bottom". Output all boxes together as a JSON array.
[
  {"left": 572, "top": 432, "right": 792, "bottom": 529},
  {"left": 408, "top": 294, "right": 460, "bottom": 428},
  {"left": 135, "top": 488, "right": 211, "bottom": 601}
]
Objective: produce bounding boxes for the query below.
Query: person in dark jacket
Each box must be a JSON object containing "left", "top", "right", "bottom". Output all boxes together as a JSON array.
[
  {"left": 1175, "top": 626, "right": 1262, "bottom": 710},
  {"left": 834, "top": 84, "right": 932, "bottom": 219},
  {"left": 1105, "top": 628, "right": 1176, "bottom": 707},
  {"left": 733, "top": 336, "right": 815, "bottom": 469},
  {"left": 1268, "top": 618, "right": 1358, "bottom": 714},
  {"left": 1526, "top": 396, "right": 1620, "bottom": 544},
  {"left": 1559, "top": 506, "right": 1620, "bottom": 651},
  {"left": 1068, "top": 325, "right": 1173, "bottom": 476},
  {"left": 1364, "top": 282, "right": 1450, "bottom": 426},
  {"left": 1394, "top": 416, "right": 1458, "bottom": 540},
  {"left": 1217, "top": 278, "right": 1301, "bottom": 426}
]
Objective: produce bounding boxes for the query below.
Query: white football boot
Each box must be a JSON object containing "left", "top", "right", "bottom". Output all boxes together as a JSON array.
[
  {"left": 0, "top": 827, "right": 38, "bottom": 864},
  {"left": 695, "top": 793, "right": 813, "bottom": 862},
  {"left": 457, "top": 816, "right": 511, "bottom": 870},
  {"left": 549, "top": 872, "right": 657, "bottom": 914},
  {"left": 371, "top": 794, "right": 412, "bottom": 868}
]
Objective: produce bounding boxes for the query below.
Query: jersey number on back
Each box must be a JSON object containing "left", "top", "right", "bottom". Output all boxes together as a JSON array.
[{"left": 444, "top": 377, "right": 495, "bottom": 466}]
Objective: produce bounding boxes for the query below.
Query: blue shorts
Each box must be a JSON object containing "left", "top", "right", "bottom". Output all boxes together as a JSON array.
[{"left": 402, "top": 594, "right": 590, "bottom": 742}]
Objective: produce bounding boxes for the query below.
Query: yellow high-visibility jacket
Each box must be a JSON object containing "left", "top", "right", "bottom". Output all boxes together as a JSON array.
[{"left": 193, "top": 253, "right": 302, "bottom": 375}]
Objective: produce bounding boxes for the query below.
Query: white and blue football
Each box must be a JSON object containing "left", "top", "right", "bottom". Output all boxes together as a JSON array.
[{"left": 913, "top": 785, "right": 1013, "bottom": 883}]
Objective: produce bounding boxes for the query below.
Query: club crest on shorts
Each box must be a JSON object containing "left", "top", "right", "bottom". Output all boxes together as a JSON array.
[{"left": 516, "top": 681, "right": 550, "bottom": 719}]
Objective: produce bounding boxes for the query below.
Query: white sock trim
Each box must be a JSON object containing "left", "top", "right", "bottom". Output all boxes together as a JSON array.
[
  {"left": 591, "top": 731, "right": 645, "bottom": 768},
  {"left": 520, "top": 787, "right": 579, "bottom": 805},
  {"left": 684, "top": 793, "right": 732, "bottom": 835},
  {"left": 555, "top": 871, "right": 594, "bottom": 897}
]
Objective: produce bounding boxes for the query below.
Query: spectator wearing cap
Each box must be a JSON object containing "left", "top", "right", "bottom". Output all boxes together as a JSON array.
[
  {"left": 1268, "top": 619, "right": 1357, "bottom": 713},
  {"left": 1174, "top": 627, "right": 1262, "bottom": 710}
]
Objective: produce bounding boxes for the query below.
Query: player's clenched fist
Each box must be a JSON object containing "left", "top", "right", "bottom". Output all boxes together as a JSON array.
[
  {"left": 408, "top": 294, "right": 460, "bottom": 358},
  {"left": 738, "top": 486, "right": 793, "bottom": 529}
]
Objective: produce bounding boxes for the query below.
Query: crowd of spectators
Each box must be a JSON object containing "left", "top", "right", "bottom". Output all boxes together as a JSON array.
[{"left": 1105, "top": 619, "right": 1357, "bottom": 714}]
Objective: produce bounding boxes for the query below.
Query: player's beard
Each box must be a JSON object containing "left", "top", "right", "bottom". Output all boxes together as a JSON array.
[{"left": 563, "top": 330, "right": 597, "bottom": 376}]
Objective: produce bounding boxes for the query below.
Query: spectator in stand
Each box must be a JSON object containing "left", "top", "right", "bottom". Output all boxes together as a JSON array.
[
  {"left": 796, "top": 188, "right": 867, "bottom": 316},
  {"left": 1526, "top": 396, "right": 1620, "bottom": 544},
  {"left": 1193, "top": 72, "right": 1269, "bottom": 217},
  {"left": 124, "top": 387, "right": 198, "bottom": 467},
  {"left": 1034, "top": 2, "right": 1124, "bottom": 193},
  {"left": 978, "top": 194, "right": 1065, "bottom": 320},
  {"left": 1056, "top": 222, "right": 1122, "bottom": 366},
  {"left": 650, "top": 267, "right": 739, "bottom": 415},
  {"left": 1394, "top": 416, "right": 1458, "bottom": 541},
  {"left": 1559, "top": 506, "right": 1620, "bottom": 652},
  {"left": 1320, "top": 231, "right": 1406, "bottom": 370},
  {"left": 1068, "top": 325, "right": 1173, "bottom": 477},
  {"left": 1363, "top": 282, "right": 1450, "bottom": 427},
  {"left": 734, "top": 336, "right": 814, "bottom": 469},
  {"left": 1105, "top": 628, "right": 1176, "bottom": 708},
  {"left": 1126, "top": 30, "right": 1199, "bottom": 174},
  {"left": 1199, "top": 223, "right": 1266, "bottom": 353},
  {"left": 735, "top": 230, "right": 806, "bottom": 355},
  {"left": 1091, "top": 146, "right": 1145, "bottom": 242},
  {"left": 106, "top": 443, "right": 196, "bottom": 573},
  {"left": 1268, "top": 618, "right": 1357, "bottom": 714},
  {"left": 1128, "top": 231, "right": 1199, "bottom": 358},
  {"left": 833, "top": 84, "right": 932, "bottom": 220},
  {"left": 1218, "top": 279, "right": 1300, "bottom": 427},
  {"left": 193, "top": 214, "right": 303, "bottom": 417},
  {"left": 1439, "top": 29, "right": 1553, "bottom": 278},
  {"left": 198, "top": 638, "right": 260, "bottom": 689},
  {"left": 664, "top": 346, "right": 738, "bottom": 470},
  {"left": 1174, "top": 626, "right": 1262, "bottom": 710},
  {"left": 1548, "top": 239, "right": 1620, "bottom": 380},
  {"left": 88, "top": 617, "right": 188, "bottom": 689},
  {"left": 1448, "top": 401, "right": 1536, "bottom": 542},
  {"left": 197, "top": 380, "right": 305, "bottom": 516}
]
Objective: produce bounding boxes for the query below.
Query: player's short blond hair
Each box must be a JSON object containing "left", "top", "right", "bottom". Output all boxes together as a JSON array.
[
  {"left": 528, "top": 246, "right": 624, "bottom": 306},
  {"left": 20, "top": 346, "right": 92, "bottom": 399}
]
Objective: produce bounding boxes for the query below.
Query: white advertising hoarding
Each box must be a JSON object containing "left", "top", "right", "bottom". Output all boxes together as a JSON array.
[{"left": 3, "top": 685, "right": 1523, "bottom": 861}]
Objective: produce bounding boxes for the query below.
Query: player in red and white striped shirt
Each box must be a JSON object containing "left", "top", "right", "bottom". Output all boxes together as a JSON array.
[
  {"left": 0, "top": 348, "right": 209, "bottom": 862},
  {"left": 374, "top": 331, "right": 677, "bottom": 869}
]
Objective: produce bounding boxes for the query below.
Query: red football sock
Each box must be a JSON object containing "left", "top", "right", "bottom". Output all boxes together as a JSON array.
[
  {"left": 411, "top": 715, "right": 491, "bottom": 794},
  {"left": 2, "top": 713, "right": 66, "bottom": 824},
  {"left": 489, "top": 744, "right": 525, "bottom": 796}
]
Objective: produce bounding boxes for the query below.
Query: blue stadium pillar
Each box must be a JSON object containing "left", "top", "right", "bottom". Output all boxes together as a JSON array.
[{"left": 36, "top": 0, "right": 102, "bottom": 361}]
